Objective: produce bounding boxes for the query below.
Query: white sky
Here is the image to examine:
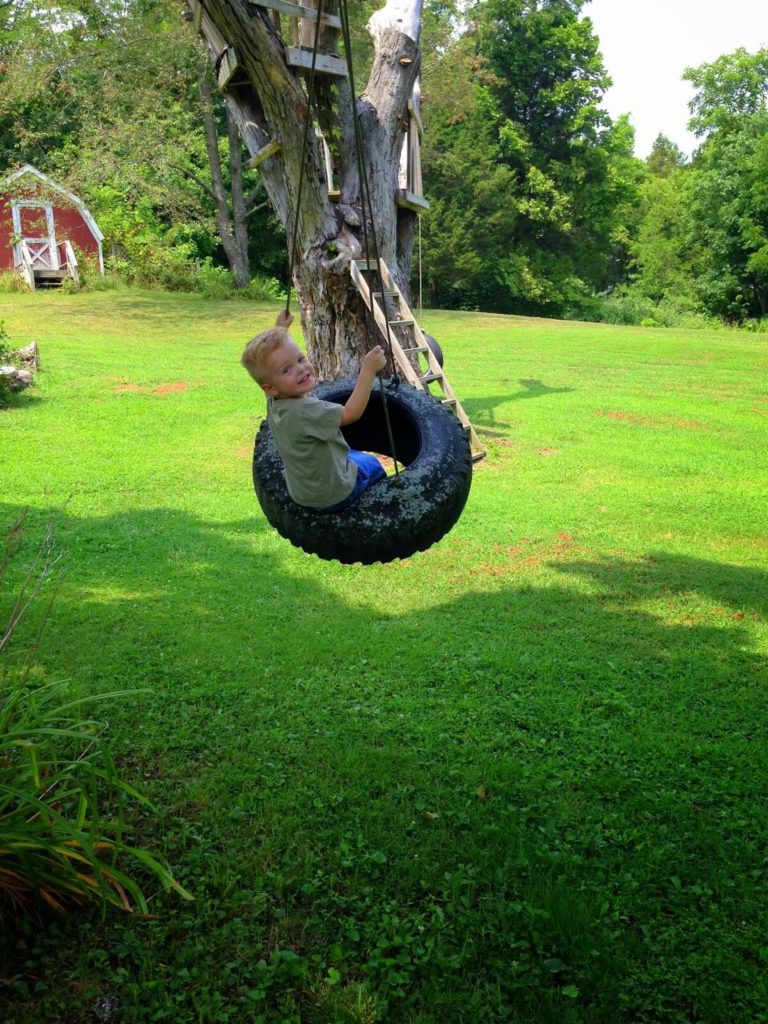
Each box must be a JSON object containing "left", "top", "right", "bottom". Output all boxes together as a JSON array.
[{"left": 585, "top": 0, "right": 767, "bottom": 158}]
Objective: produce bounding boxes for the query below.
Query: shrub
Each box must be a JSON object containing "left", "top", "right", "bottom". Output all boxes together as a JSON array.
[
  {"left": 0, "top": 272, "right": 30, "bottom": 294},
  {"left": 590, "top": 287, "right": 717, "bottom": 329},
  {"left": 0, "top": 514, "right": 190, "bottom": 919},
  {"left": 0, "top": 321, "right": 16, "bottom": 407}
]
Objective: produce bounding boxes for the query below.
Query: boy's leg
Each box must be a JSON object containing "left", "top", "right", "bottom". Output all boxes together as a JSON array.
[
  {"left": 347, "top": 449, "right": 386, "bottom": 487},
  {"left": 315, "top": 450, "right": 386, "bottom": 514}
]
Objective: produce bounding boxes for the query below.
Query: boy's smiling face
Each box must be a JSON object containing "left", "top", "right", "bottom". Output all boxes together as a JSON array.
[{"left": 260, "top": 339, "right": 317, "bottom": 399}]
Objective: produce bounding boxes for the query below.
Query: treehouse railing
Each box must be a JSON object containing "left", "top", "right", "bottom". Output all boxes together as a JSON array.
[
  {"left": 17, "top": 241, "right": 36, "bottom": 290},
  {"left": 61, "top": 240, "right": 79, "bottom": 285}
]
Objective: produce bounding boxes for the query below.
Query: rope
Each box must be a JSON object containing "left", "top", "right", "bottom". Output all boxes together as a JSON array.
[
  {"left": 284, "top": 0, "right": 326, "bottom": 316},
  {"left": 282, "top": 0, "right": 402, "bottom": 477},
  {"left": 418, "top": 213, "right": 423, "bottom": 322},
  {"left": 338, "top": 0, "right": 402, "bottom": 476}
]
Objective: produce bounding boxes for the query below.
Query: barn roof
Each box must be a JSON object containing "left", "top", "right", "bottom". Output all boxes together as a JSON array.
[{"left": 3, "top": 164, "right": 105, "bottom": 243}]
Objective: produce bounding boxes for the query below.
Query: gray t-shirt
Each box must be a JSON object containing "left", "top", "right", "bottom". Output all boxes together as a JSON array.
[{"left": 267, "top": 395, "right": 357, "bottom": 508}]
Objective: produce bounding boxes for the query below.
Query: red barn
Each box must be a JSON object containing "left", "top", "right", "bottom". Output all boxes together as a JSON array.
[{"left": 0, "top": 165, "right": 104, "bottom": 288}]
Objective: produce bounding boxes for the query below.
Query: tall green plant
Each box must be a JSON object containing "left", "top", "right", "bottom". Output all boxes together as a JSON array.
[{"left": 0, "top": 514, "right": 190, "bottom": 918}]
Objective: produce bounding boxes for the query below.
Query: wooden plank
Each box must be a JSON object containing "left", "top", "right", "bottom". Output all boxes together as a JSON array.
[
  {"left": 247, "top": 139, "right": 282, "bottom": 169},
  {"left": 396, "top": 189, "right": 430, "bottom": 213},
  {"left": 350, "top": 254, "right": 485, "bottom": 460},
  {"left": 286, "top": 46, "right": 348, "bottom": 77},
  {"left": 407, "top": 97, "right": 424, "bottom": 138},
  {"left": 200, "top": 10, "right": 228, "bottom": 55},
  {"left": 190, "top": 0, "right": 203, "bottom": 34},
  {"left": 248, "top": 0, "right": 341, "bottom": 29},
  {"left": 217, "top": 46, "right": 242, "bottom": 89}
]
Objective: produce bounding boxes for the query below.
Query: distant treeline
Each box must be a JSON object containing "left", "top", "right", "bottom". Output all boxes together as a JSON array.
[{"left": 1, "top": 1, "right": 766, "bottom": 326}]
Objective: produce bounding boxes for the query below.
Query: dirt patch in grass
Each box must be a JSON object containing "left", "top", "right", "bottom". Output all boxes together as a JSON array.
[
  {"left": 596, "top": 409, "right": 702, "bottom": 429},
  {"left": 461, "top": 533, "right": 603, "bottom": 581},
  {"left": 111, "top": 380, "right": 203, "bottom": 396}
]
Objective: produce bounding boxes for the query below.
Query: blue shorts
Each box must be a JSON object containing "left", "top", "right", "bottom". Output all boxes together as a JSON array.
[{"left": 318, "top": 450, "right": 386, "bottom": 513}]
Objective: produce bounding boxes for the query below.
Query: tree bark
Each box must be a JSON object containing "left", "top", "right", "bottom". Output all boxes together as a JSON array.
[
  {"left": 198, "top": 70, "right": 252, "bottom": 288},
  {"left": 192, "top": 0, "right": 423, "bottom": 378}
]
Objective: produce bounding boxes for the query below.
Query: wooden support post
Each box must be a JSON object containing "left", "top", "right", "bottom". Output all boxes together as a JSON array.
[{"left": 247, "top": 139, "right": 282, "bottom": 169}]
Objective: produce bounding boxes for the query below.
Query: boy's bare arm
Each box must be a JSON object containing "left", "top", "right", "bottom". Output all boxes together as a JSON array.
[{"left": 340, "top": 346, "right": 387, "bottom": 425}]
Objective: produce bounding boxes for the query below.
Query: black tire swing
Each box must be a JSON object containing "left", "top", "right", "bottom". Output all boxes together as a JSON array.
[
  {"left": 254, "top": 378, "right": 472, "bottom": 564},
  {"left": 251, "top": 0, "right": 473, "bottom": 564}
]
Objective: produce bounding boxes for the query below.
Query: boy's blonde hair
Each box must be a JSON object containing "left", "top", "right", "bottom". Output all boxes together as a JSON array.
[{"left": 241, "top": 326, "right": 290, "bottom": 384}]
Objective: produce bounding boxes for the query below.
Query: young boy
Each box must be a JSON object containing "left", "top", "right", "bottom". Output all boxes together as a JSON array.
[{"left": 241, "top": 311, "right": 388, "bottom": 512}]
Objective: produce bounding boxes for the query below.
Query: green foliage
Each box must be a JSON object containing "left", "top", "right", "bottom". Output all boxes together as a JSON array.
[
  {"left": 0, "top": 318, "right": 10, "bottom": 361},
  {"left": 622, "top": 49, "right": 768, "bottom": 324},
  {"left": 0, "top": 318, "right": 16, "bottom": 406},
  {"left": 422, "top": 0, "right": 644, "bottom": 316},
  {"left": 646, "top": 134, "right": 688, "bottom": 178},
  {"left": 0, "top": 514, "right": 190, "bottom": 919},
  {"left": 0, "top": 0, "right": 286, "bottom": 291},
  {"left": 685, "top": 47, "right": 768, "bottom": 138}
]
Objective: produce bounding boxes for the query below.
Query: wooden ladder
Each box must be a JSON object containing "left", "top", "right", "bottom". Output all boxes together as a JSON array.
[{"left": 350, "top": 259, "right": 485, "bottom": 462}]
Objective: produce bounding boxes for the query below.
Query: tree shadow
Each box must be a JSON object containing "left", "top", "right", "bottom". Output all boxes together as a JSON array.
[
  {"left": 1, "top": 501, "right": 765, "bottom": 1022},
  {"left": 462, "top": 379, "right": 575, "bottom": 430}
]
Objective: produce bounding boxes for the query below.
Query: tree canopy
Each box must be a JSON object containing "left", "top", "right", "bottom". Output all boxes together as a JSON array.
[{"left": 0, "top": 2, "right": 765, "bottom": 327}]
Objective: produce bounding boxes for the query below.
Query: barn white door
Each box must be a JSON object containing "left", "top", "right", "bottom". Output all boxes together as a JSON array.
[{"left": 11, "top": 203, "right": 60, "bottom": 271}]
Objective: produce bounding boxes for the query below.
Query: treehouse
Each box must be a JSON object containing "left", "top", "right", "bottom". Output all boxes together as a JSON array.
[{"left": 0, "top": 165, "right": 105, "bottom": 289}]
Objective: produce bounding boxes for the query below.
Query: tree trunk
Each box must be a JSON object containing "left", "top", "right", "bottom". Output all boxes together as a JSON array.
[
  {"left": 198, "top": 70, "right": 251, "bottom": 288},
  {"left": 192, "top": 0, "right": 423, "bottom": 378}
]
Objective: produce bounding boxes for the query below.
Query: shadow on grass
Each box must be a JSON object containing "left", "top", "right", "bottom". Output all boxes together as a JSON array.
[
  {"left": 462, "top": 379, "right": 574, "bottom": 430},
  {"left": 1, "top": 501, "right": 766, "bottom": 1024}
]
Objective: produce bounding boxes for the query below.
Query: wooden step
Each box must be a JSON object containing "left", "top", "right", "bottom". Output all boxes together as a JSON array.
[
  {"left": 286, "top": 46, "right": 348, "bottom": 77},
  {"left": 248, "top": 0, "right": 342, "bottom": 29},
  {"left": 396, "top": 189, "right": 430, "bottom": 213},
  {"left": 349, "top": 254, "right": 485, "bottom": 463},
  {"left": 247, "top": 139, "right": 281, "bottom": 169}
]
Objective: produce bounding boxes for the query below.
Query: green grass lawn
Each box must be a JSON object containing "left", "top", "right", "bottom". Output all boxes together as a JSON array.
[{"left": 1, "top": 289, "right": 767, "bottom": 1023}]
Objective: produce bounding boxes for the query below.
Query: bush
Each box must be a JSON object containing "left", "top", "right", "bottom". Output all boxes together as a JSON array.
[
  {"left": 0, "top": 514, "right": 190, "bottom": 919},
  {"left": 74, "top": 255, "right": 284, "bottom": 301},
  {"left": 0, "top": 321, "right": 16, "bottom": 407},
  {"left": 590, "top": 287, "right": 716, "bottom": 329},
  {"left": 0, "top": 272, "right": 31, "bottom": 294}
]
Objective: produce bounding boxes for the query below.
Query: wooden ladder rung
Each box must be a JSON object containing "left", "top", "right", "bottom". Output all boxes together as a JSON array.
[
  {"left": 286, "top": 47, "right": 348, "bottom": 78},
  {"left": 349, "top": 253, "right": 484, "bottom": 463},
  {"left": 248, "top": 0, "right": 342, "bottom": 30}
]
